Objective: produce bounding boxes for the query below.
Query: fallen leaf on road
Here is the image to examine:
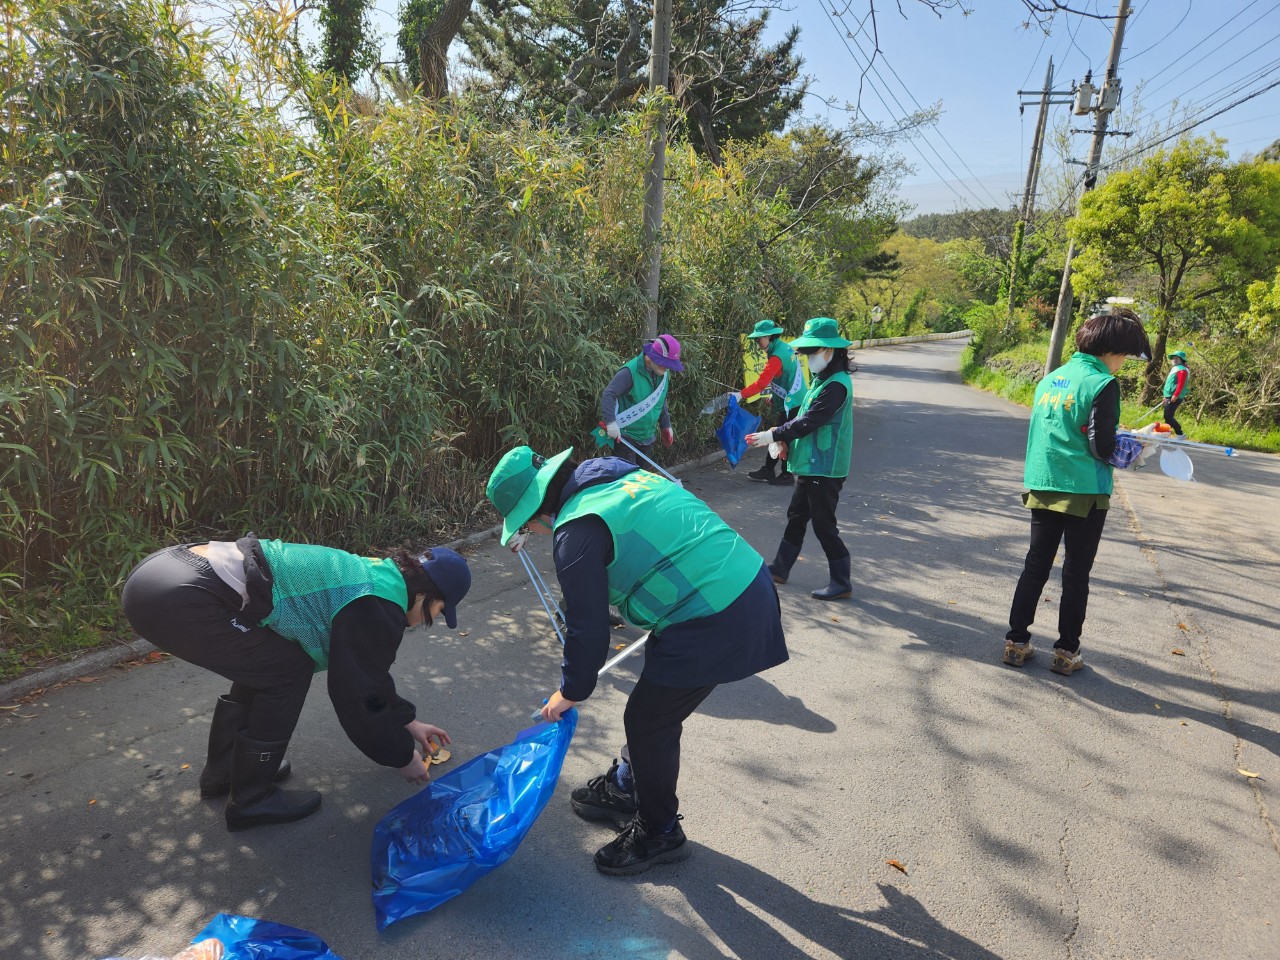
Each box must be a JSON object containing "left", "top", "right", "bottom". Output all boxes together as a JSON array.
[
  {"left": 458, "top": 631, "right": 469, "bottom": 637},
  {"left": 1179, "top": 721, "right": 1188, "bottom": 726},
  {"left": 1238, "top": 768, "right": 1262, "bottom": 779},
  {"left": 615, "top": 644, "right": 626, "bottom": 650},
  {"left": 947, "top": 600, "right": 957, "bottom": 605},
  {"left": 831, "top": 617, "right": 840, "bottom": 623},
  {"left": 147, "top": 651, "right": 166, "bottom": 661},
  {"left": 88, "top": 799, "right": 96, "bottom": 805},
  {"left": 0, "top": 705, "right": 19, "bottom": 711},
  {"left": 1171, "top": 649, "right": 1185, "bottom": 656},
  {"left": 1177, "top": 623, "right": 1188, "bottom": 631},
  {"left": 1154, "top": 704, "right": 1162, "bottom": 710},
  {"left": 77, "top": 676, "right": 98, "bottom": 683},
  {"left": 885, "top": 859, "right": 908, "bottom": 875},
  {"left": 180, "top": 764, "right": 190, "bottom": 769}
]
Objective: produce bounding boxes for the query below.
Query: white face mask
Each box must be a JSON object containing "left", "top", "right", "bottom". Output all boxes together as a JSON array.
[{"left": 807, "top": 350, "right": 830, "bottom": 375}]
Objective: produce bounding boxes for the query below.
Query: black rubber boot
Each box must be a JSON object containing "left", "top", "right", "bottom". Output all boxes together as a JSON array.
[
  {"left": 747, "top": 458, "right": 776, "bottom": 482},
  {"left": 768, "top": 540, "right": 801, "bottom": 585},
  {"left": 225, "top": 735, "right": 321, "bottom": 831},
  {"left": 571, "top": 760, "right": 638, "bottom": 827},
  {"left": 595, "top": 816, "right": 690, "bottom": 876},
  {"left": 811, "top": 555, "right": 852, "bottom": 601},
  {"left": 199, "top": 697, "right": 292, "bottom": 799}
]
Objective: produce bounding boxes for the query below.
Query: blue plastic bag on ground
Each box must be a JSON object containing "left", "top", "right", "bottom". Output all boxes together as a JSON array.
[
  {"left": 190, "top": 914, "right": 343, "bottom": 960},
  {"left": 371, "top": 710, "right": 578, "bottom": 928},
  {"left": 715, "top": 395, "right": 761, "bottom": 468}
]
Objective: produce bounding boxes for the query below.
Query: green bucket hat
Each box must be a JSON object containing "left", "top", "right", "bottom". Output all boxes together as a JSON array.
[
  {"left": 790, "top": 316, "right": 852, "bottom": 349},
  {"left": 485, "top": 445, "right": 575, "bottom": 545},
  {"left": 747, "top": 319, "right": 785, "bottom": 339},
  {"left": 1168, "top": 350, "right": 1187, "bottom": 361}
]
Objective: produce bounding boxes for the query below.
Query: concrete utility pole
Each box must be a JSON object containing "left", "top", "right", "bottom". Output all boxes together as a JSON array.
[
  {"left": 1008, "top": 58, "right": 1071, "bottom": 325},
  {"left": 1044, "top": 0, "right": 1131, "bottom": 375},
  {"left": 640, "top": 0, "right": 673, "bottom": 341}
]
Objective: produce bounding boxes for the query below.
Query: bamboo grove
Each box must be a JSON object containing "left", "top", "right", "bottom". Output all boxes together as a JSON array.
[{"left": 0, "top": 0, "right": 897, "bottom": 673}]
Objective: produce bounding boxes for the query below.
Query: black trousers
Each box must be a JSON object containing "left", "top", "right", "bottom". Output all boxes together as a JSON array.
[
  {"left": 1006, "top": 506, "right": 1108, "bottom": 653},
  {"left": 623, "top": 676, "right": 717, "bottom": 830},
  {"left": 121, "top": 546, "right": 314, "bottom": 743},
  {"left": 782, "top": 475, "right": 849, "bottom": 561},
  {"left": 1163, "top": 398, "right": 1184, "bottom": 435}
]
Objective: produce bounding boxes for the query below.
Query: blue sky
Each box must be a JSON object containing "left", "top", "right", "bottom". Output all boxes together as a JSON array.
[{"left": 307, "top": 1, "right": 1280, "bottom": 215}]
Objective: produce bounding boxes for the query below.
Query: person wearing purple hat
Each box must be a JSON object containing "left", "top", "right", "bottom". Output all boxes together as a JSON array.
[
  {"left": 601, "top": 334, "right": 684, "bottom": 466},
  {"left": 121, "top": 535, "right": 471, "bottom": 830}
]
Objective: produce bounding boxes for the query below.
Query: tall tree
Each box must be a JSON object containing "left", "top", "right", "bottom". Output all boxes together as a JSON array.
[
  {"left": 1069, "top": 138, "right": 1280, "bottom": 403},
  {"left": 398, "top": 0, "right": 474, "bottom": 97},
  {"left": 317, "top": 0, "right": 378, "bottom": 82},
  {"left": 460, "top": 0, "right": 806, "bottom": 164}
]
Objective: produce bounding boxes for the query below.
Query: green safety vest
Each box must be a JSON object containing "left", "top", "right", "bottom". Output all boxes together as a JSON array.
[
  {"left": 555, "top": 470, "right": 762, "bottom": 633},
  {"left": 789, "top": 370, "right": 853, "bottom": 478},
  {"left": 767, "top": 339, "right": 805, "bottom": 411},
  {"left": 259, "top": 540, "right": 409, "bottom": 672},
  {"left": 1162, "top": 364, "right": 1188, "bottom": 399},
  {"left": 1023, "top": 352, "right": 1116, "bottom": 496},
  {"left": 618, "top": 355, "right": 668, "bottom": 443}
]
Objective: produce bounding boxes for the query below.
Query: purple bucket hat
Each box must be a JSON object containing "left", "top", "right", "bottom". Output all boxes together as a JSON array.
[{"left": 642, "top": 333, "right": 684, "bottom": 372}]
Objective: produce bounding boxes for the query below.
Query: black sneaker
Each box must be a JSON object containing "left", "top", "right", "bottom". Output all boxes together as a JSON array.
[
  {"left": 608, "top": 608, "right": 626, "bottom": 628},
  {"left": 570, "top": 760, "right": 637, "bottom": 826},
  {"left": 769, "top": 472, "right": 795, "bottom": 486},
  {"left": 746, "top": 465, "right": 774, "bottom": 483},
  {"left": 595, "top": 815, "right": 690, "bottom": 876}
]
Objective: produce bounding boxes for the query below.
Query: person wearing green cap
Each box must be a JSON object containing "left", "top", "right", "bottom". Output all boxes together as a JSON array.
[
  {"left": 1162, "top": 350, "right": 1190, "bottom": 439},
  {"left": 746, "top": 317, "right": 856, "bottom": 601},
  {"left": 729, "top": 319, "right": 806, "bottom": 486},
  {"left": 485, "top": 446, "right": 787, "bottom": 876},
  {"left": 121, "top": 537, "right": 471, "bottom": 830}
]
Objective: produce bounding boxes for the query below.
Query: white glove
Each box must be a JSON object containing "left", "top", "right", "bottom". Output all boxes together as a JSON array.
[
  {"left": 729, "top": 391, "right": 742, "bottom": 403},
  {"left": 508, "top": 529, "right": 529, "bottom": 552},
  {"left": 606, "top": 421, "right": 621, "bottom": 440},
  {"left": 746, "top": 429, "right": 774, "bottom": 449}
]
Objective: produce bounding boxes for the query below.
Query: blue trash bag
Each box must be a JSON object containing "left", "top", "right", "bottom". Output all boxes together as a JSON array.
[
  {"left": 715, "top": 395, "right": 761, "bottom": 468},
  {"left": 190, "top": 913, "right": 343, "bottom": 960},
  {"left": 371, "top": 709, "right": 578, "bottom": 929}
]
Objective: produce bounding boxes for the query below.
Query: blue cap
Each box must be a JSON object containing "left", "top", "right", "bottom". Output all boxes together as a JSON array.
[{"left": 418, "top": 547, "right": 471, "bottom": 628}]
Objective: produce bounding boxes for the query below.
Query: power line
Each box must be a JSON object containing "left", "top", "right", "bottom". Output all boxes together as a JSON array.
[
  {"left": 1138, "top": 0, "right": 1268, "bottom": 91},
  {"left": 1103, "top": 74, "right": 1280, "bottom": 170},
  {"left": 1121, "top": 0, "right": 1190, "bottom": 63},
  {"left": 1143, "top": 36, "right": 1280, "bottom": 120},
  {"left": 819, "top": 6, "right": 989, "bottom": 210},
  {"left": 827, "top": 7, "right": 1006, "bottom": 209}
]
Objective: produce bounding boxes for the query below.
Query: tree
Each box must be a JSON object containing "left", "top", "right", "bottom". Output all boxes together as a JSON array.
[
  {"left": 316, "top": 0, "right": 378, "bottom": 82},
  {"left": 398, "top": 0, "right": 474, "bottom": 97},
  {"left": 1068, "top": 138, "right": 1280, "bottom": 403},
  {"left": 459, "top": 0, "right": 805, "bottom": 164}
]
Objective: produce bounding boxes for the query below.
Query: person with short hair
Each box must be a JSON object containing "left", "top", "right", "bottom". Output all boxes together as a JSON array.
[
  {"left": 747, "top": 317, "right": 856, "bottom": 601},
  {"left": 1162, "top": 349, "right": 1191, "bottom": 438},
  {"left": 486, "top": 446, "right": 787, "bottom": 876},
  {"left": 121, "top": 537, "right": 471, "bottom": 830},
  {"left": 1002, "top": 308, "right": 1153, "bottom": 675},
  {"left": 731, "top": 319, "right": 805, "bottom": 486},
  {"left": 600, "top": 334, "right": 683, "bottom": 465}
]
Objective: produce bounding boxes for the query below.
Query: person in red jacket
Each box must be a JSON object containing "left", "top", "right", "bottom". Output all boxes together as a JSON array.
[
  {"left": 1162, "top": 349, "right": 1191, "bottom": 438},
  {"left": 730, "top": 319, "right": 807, "bottom": 486}
]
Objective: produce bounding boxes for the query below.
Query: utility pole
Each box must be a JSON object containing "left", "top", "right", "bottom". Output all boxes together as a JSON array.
[
  {"left": 1008, "top": 58, "right": 1072, "bottom": 325},
  {"left": 640, "top": 0, "right": 672, "bottom": 341},
  {"left": 1044, "top": 0, "right": 1131, "bottom": 375}
]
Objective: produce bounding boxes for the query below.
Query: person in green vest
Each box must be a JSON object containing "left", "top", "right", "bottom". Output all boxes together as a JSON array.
[
  {"left": 486, "top": 445, "right": 788, "bottom": 876},
  {"left": 1003, "top": 308, "right": 1152, "bottom": 676},
  {"left": 730, "top": 319, "right": 806, "bottom": 486},
  {"left": 601, "top": 334, "right": 683, "bottom": 465},
  {"left": 1162, "top": 349, "right": 1191, "bottom": 438},
  {"left": 746, "top": 317, "right": 856, "bottom": 601},
  {"left": 121, "top": 537, "right": 471, "bottom": 830}
]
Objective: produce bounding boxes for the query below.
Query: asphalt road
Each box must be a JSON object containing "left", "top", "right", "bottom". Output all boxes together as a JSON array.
[{"left": 2, "top": 340, "right": 1277, "bottom": 960}]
